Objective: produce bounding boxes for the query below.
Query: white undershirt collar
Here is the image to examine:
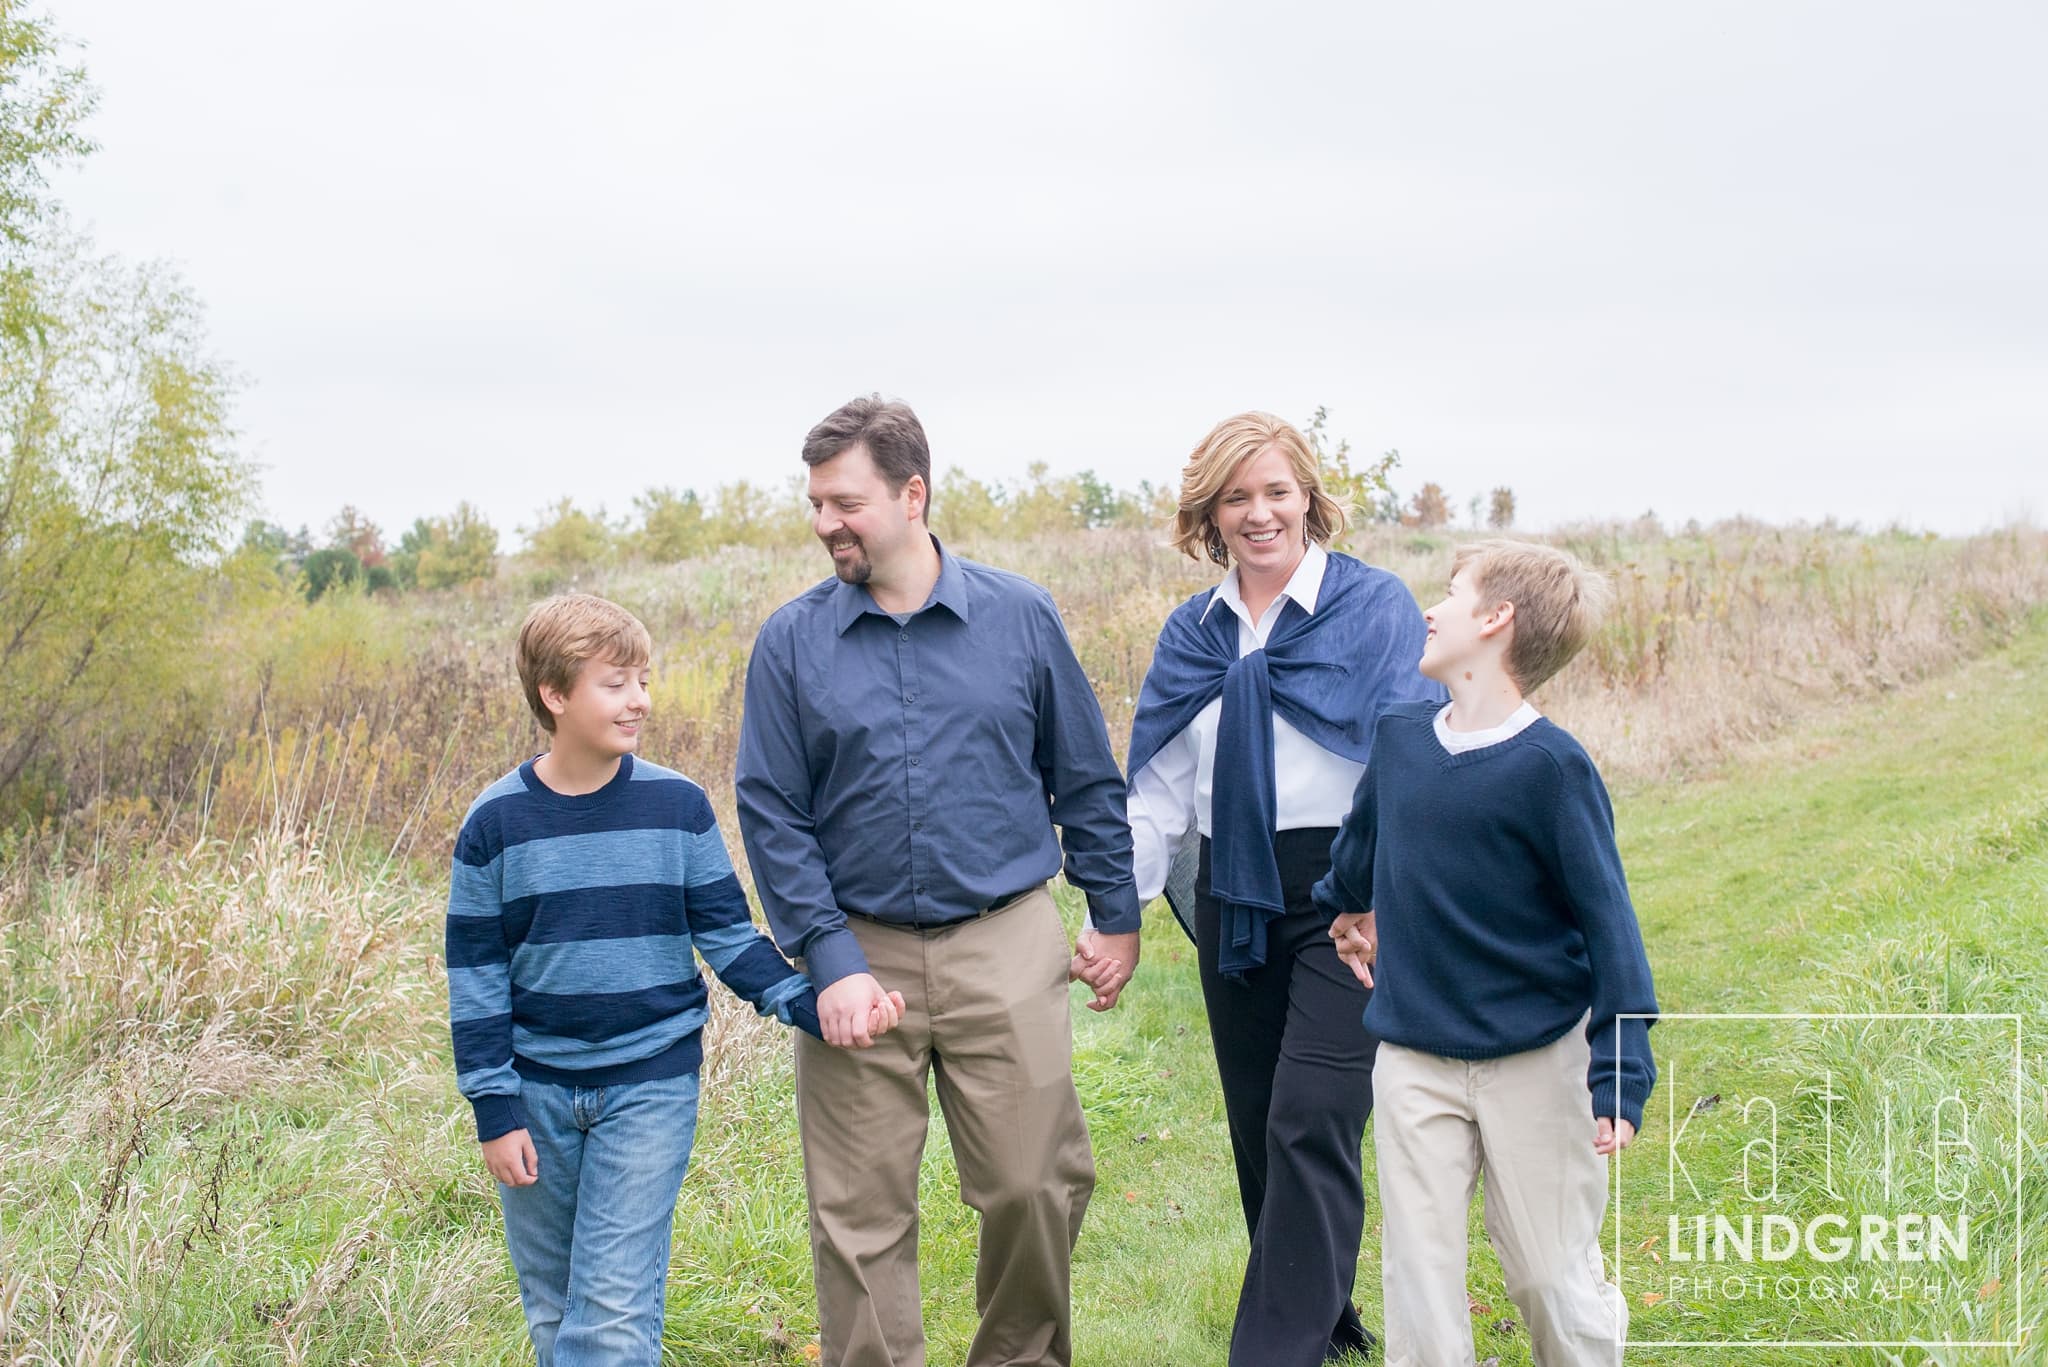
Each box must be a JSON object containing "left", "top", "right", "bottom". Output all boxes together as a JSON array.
[{"left": 1433, "top": 699, "right": 1542, "bottom": 755}]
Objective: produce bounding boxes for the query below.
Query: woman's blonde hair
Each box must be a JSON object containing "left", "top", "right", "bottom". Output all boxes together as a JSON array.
[{"left": 1170, "top": 412, "right": 1348, "bottom": 566}]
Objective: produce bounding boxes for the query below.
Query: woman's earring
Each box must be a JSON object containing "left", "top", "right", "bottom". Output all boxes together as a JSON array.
[{"left": 1206, "top": 529, "right": 1230, "bottom": 566}]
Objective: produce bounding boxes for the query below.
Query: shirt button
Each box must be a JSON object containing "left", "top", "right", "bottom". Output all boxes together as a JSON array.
[
  {"left": 904, "top": 693, "right": 915, "bottom": 704},
  {"left": 899, "top": 632, "right": 908, "bottom": 642},
  {"left": 915, "top": 885, "right": 926, "bottom": 896},
  {"left": 909, "top": 756, "right": 921, "bottom": 766},
  {"left": 913, "top": 821, "right": 923, "bottom": 831}
]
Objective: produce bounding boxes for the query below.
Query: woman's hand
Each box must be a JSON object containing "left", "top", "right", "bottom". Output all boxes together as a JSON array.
[
  {"left": 1328, "top": 911, "right": 1377, "bottom": 988},
  {"left": 1070, "top": 928, "right": 1141, "bottom": 1011}
]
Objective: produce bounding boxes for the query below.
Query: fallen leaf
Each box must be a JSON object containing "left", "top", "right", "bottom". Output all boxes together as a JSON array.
[
  {"left": 802, "top": 1345, "right": 822, "bottom": 1362},
  {"left": 1466, "top": 1292, "right": 1493, "bottom": 1316},
  {"left": 1492, "top": 1317, "right": 1519, "bottom": 1335},
  {"left": 1641, "top": 1292, "right": 1665, "bottom": 1307},
  {"left": 1123, "top": 1190, "right": 1139, "bottom": 1203},
  {"left": 1635, "top": 1234, "right": 1660, "bottom": 1252},
  {"left": 1980, "top": 1279, "right": 2002, "bottom": 1301},
  {"left": 1689, "top": 1094, "right": 1722, "bottom": 1116}
]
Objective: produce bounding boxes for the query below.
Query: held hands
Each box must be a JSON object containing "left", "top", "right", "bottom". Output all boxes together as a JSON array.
[
  {"left": 1595, "top": 1116, "right": 1637, "bottom": 1155},
  {"left": 482, "top": 1128, "right": 539, "bottom": 1186},
  {"left": 1069, "top": 928, "right": 1140, "bottom": 1012},
  {"left": 817, "top": 973, "right": 908, "bottom": 1049},
  {"left": 1328, "top": 911, "right": 1378, "bottom": 988},
  {"left": 868, "top": 992, "right": 907, "bottom": 1039}
]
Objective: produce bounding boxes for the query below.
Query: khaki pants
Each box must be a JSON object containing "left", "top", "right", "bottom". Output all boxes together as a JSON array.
[
  {"left": 795, "top": 888, "right": 1095, "bottom": 1367},
  {"left": 1372, "top": 1022, "right": 1627, "bottom": 1367}
]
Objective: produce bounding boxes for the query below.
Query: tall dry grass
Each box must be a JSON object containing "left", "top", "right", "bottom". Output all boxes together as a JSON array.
[
  {"left": 0, "top": 792, "right": 454, "bottom": 1360},
  {"left": 25, "top": 520, "right": 2039, "bottom": 866},
  {"left": 1542, "top": 522, "right": 2048, "bottom": 778},
  {"left": 0, "top": 758, "right": 808, "bottom": 1362}
]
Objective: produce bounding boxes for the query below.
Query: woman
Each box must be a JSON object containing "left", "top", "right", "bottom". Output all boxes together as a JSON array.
[{"left": 1126, "top": 412, "right": 1440, "bottom": 1365}]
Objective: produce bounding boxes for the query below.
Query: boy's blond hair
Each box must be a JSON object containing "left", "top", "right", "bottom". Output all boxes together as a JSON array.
[
  {"left": 516, "top": 594, "right": 652, "bottom": 732},
  {"left": 1451, "top": 539, "right": 1611, "bottom": 694}
]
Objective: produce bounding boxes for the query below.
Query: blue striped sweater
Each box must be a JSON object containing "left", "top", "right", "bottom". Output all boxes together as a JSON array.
[{"left": 446, "top": 753, "right": 820, "bottom": 1141}]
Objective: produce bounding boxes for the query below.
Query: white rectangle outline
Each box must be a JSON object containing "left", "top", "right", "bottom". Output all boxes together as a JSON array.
[{"left": 1610, "top": 1012, "right": 2024, "bottom": 1350}]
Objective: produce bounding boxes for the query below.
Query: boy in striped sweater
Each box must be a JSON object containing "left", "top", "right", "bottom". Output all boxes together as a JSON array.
[{"left": 446, "top": 594, "right": 901, "bottom": 1365}]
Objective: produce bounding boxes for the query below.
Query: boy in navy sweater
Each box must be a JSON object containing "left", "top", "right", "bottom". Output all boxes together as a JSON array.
[
  {"left": 1313, "top": 540, "right": 1657, "bottom": 1367},
  {"left": 446, "top": 594, "right": 899, "bottom": 1365}
]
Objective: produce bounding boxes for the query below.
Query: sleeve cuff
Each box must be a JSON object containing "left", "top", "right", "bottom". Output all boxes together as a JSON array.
[
  {"left": 1310, "top": 870, "right": 1360, "bottom": 919},
  {"left": 784, "top": 988, "right": 824, "bottom": 1041},
  {"left": 471, "top": 1092, "right": 529, "bottom": 1144},
  {"left": 800, "top": 926, "right": 871, "bottom": 991},
  {"left": 1083, "top": 886, "right": 1143, "bottom": 935},
  {"left": 1591, "top": 1078, "right": 1654, "bottom": 1133}
]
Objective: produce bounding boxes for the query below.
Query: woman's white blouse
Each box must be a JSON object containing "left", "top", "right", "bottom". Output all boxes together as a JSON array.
[{"left": 1127, "top": 543, "right": 1368, "bottom": 903}]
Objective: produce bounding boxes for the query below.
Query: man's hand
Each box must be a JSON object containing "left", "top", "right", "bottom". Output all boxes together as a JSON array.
[
  {"left": 818, "top": 973, "right": 901, "bottom": 1048},
  {"left": 1069, "top": 928, "right": 1140, "bottom": 1012},
  {"left": 483, "top": 1129, "right": 539, "bottom": 1187},
  {"left": 1595, "top": 1116, "right": 1637, "bottom": 1155},
  {"left": 1328, "top": 910, "right": 1378, "bottom": 988}
]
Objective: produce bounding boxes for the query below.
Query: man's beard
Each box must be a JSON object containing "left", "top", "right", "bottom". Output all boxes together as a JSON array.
[{"left": 827, "top": 535, "right": 871, "bottom": 585}]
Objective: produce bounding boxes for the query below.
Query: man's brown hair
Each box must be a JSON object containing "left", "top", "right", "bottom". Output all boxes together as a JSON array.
[
  {"left": 515, "top": 594, "right": 652, "bottom": 732},
  {"left": 1451, "top": 539, "right": 1612, "bottom": 693},
  {"left": 801, "top": 394, "right": 933, "bottom": 518}
]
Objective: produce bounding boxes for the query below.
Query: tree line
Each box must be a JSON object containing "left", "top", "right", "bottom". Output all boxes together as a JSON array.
[{"left": 246, "top": 429, "right": 1517, "bottom": 603}]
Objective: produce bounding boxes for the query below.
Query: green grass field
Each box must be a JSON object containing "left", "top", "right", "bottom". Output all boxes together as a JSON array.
[{"left": 2, "top": 618, "right": 2043, "bottom": 1365}]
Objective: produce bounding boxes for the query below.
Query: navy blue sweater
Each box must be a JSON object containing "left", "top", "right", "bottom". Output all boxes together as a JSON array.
[
  {"left": 1312, "top": 701, "right": 1658, "bottom": 1129},
  {"left": 447, "top": 754, "right": 820, "bottom": 1142}
]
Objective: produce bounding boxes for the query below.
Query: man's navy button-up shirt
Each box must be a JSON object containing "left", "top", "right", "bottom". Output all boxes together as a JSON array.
[{"left": 735, "top": 540, "right": 1140, "bottom": 990}]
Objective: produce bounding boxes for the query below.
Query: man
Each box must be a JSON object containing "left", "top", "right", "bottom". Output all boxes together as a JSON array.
[{"left": 736, "top": 394, "right": 1141, "bottom": 1367}]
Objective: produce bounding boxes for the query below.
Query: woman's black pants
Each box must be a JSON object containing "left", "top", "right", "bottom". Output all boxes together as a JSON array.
[{"left": 1196, "top": 831, "right": 1378, "bottom": 1366}]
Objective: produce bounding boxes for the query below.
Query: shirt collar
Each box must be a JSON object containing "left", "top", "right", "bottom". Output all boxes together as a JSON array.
[
  {"left": 1201, "top": 541, "right": 1330, "bottom": 625},
  {"left": 832, "top": 534, "right": 970, "bottom": 635}
]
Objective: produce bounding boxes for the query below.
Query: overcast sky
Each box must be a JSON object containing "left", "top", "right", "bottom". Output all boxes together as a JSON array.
[{"left": 48, "top": 1, "right": 2048, "bottom": 541}]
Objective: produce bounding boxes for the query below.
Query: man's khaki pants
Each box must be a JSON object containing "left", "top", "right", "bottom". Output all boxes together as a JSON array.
[
  {"left": 1372, "top": 1023, "right": 1627, "bottom": 1367},
  {"left": 795, "top": 888, "right": 1095, "bottom": 1367}
]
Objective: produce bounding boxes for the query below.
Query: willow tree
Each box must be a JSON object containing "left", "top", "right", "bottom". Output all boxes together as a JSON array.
[
  {"left": 0, "top": 1, "right": 95, "bottom": 246},
  {"left": 1, "top": 6, "right": 249, "bottom": 802}
]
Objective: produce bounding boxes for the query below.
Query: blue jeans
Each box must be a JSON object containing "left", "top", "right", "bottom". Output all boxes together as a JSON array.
[{"left": 498, "top": 1070, "right": 700, "bottom": 1366}]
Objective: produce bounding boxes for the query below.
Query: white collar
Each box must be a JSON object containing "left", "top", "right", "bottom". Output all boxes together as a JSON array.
[
  {"left": 1202, "top": 541, "right": 1329, "bottom": 626},
  {"left": 1433, "top": 700, "right": 1542, "bottom": 754}
]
